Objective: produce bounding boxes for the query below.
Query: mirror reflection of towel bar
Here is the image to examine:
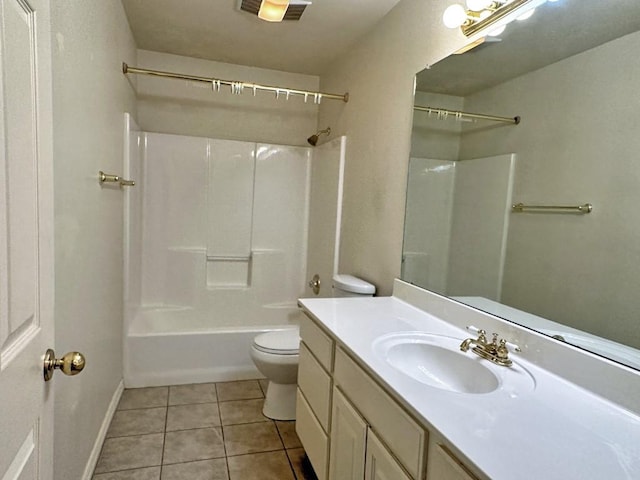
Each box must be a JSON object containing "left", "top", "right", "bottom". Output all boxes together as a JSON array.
[
  {"left": 99, "top": 171, "right": 135, "bottom": 188},
  {"left": 512, "top": 203, "right": 592, "bottom": 214}
]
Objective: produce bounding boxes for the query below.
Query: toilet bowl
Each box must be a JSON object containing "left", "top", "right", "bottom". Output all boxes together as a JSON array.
[
  {"left": 250, "top": 274, "right": 376, "bottom": 421},
  {"left": 250, "top": 327, "right": 300, "bottom": 420}
]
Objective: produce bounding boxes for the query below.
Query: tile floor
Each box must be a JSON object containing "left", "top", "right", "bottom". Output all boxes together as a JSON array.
[{"left": 93, "top": 379, "right": 318, "bottom": 480}]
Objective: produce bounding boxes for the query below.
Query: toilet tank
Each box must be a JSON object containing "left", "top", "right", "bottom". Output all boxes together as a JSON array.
[{"left": 332, "top": 274, "right": 376, "bottom": 297}]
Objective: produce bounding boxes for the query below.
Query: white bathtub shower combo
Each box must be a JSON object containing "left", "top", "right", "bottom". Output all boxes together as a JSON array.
[{"left": 123, "top": 114, "right": 353, "bottom": 388}]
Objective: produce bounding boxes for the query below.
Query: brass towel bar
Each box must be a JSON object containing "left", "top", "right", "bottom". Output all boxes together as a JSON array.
[{"left": 512, "top": 203, "right": 593, "bottom": 214}]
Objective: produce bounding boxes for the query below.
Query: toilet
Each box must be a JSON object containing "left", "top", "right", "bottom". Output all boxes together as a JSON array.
[{"left": 250, "top": 274, "right": 375, "bottom": 420}]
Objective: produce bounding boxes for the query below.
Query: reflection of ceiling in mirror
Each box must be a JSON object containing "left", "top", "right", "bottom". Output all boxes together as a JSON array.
[{"left": 416, "top": 0, "right": 640, "bottom": 96}]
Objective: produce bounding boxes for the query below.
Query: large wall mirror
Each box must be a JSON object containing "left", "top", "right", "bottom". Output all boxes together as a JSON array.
[{"left": 403, "top": 0, "right": 640, "bottom": 370}]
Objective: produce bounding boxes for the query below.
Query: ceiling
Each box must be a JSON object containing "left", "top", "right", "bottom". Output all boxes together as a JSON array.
[
  {"left": 416, "top": 0, "right": 640, "bottom": 96},
  {"left": 121, "top": 0, "right": 404, "bottom": 76}
]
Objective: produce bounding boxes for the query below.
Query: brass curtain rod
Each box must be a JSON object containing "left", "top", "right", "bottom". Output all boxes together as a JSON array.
[
  {"left": 413, "top": 104, "right": 520, "bottom": 125},
  {"left": 122, "top": 63, "right": 349, "bottom": 103},
  {"left": 512, "top": 203, "right": 593, "bottom": 214}
]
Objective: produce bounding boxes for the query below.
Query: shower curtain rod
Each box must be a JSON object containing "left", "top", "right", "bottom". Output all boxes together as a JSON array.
[
  {"left": 122, "top": 63, "right": 349, "bottom": 103},
  {"left": 414, "top": 104, "right": 520, "bottom": 125}
]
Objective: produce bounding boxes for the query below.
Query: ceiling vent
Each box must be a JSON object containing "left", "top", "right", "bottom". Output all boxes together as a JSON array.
[{"left": 238, "top": 0, "right": 310, "bottom": 21}]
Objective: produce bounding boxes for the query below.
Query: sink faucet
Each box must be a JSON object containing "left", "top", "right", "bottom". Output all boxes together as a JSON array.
[{"left": 460, "top": 327, "right": 520, "bottom": 367}]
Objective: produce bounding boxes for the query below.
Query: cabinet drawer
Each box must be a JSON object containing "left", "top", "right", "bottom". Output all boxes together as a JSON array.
[
  {"left": 298, "top": 342, "right": 332, "bottom": 432},
  {"left": 296, "top": 388, "right": 329, "bottom": 480},
  {"left": 334, "top": 347, "right": 426, "bottom": 479},
  {"left": 428, "top": 442, "right": 482, "bottom": 480},
  {"left": 300, "top": 313, "right": 334, "bottom": 372}
]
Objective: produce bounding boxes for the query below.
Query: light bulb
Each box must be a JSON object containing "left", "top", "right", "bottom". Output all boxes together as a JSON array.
[
  {"left": 258, "top": 0, "right": 289, "bottom": 22},
  {"left": 443, "top": 4, "right": 468, "bottom": 28},
  {"left": 517, "top": 8, "right": 535, "bottom": 20},
  {"left": 466, "top": 0, "right": 492, "bottom": 11},
  {"left": 487, "top": 24, "right": 506, "bottom": 36}
]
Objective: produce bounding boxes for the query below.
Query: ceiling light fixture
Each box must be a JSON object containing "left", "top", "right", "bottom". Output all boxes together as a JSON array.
[
  {"left": 258, "top": 0, "right": 289, "bottom": 22},
  {"left": 443, "top": 0, "right": 553, "bottom": 37}
]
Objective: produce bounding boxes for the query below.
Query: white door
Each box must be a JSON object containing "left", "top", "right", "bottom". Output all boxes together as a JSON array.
[
  {"left": 0, "top": 0, "right": 55, "bottom": 479},
  {"left": 305, "top": 137, "right": 345, "bottom": 297}
]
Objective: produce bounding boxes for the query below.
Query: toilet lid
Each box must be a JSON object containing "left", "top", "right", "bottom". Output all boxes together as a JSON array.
[{"left": 253, "top": 328, "right": 300, "bottom": 355}]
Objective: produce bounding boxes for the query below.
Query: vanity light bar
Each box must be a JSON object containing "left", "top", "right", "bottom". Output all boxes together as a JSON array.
[{"left": 444, "top": 0, "right": 550, "bottom": 38}]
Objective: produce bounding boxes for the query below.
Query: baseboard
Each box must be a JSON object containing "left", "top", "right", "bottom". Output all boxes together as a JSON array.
[
  {"left": 125, "top": 366, "right": 263, "bottom": 388},
  {"left": 81, "top": 379, "right": 124, "bottom": 480}
]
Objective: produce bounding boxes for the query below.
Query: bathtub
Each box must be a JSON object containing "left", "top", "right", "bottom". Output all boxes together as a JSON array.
[{"left": 124, "top": 307, "right": 300, "bottom": 387}]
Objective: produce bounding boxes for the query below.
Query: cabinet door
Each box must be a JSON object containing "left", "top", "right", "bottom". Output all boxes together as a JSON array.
[
  {"left": 329, "top": 388, "right": 367, "bottom": 480},
  {"left": 428, "top": 442, "right": 481, "bottom": 480},
  {"left": 365, "top": 429, "right": 412, "bottom": 480}
]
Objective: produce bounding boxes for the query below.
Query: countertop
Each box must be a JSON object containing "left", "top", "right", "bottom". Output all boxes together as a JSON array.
[{"left": 299, "top": 295, "right": 640, "bottom": 480}]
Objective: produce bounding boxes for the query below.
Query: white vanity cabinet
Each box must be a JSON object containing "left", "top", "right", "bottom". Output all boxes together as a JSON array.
[
  {"left": 297, "top": 312, "right": 482, "bottom": 480},
  {"left": 296, "top": 314, "right": 334, "bottom": 480}
]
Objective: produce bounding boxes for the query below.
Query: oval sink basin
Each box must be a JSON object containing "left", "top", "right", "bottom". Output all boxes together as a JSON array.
[{"left": 373, "top": 332, "right": 534, "bottom": 395}]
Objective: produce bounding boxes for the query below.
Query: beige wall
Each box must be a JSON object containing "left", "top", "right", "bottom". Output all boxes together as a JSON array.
[
  {"left": 459, "top": 30, "right": 640, "bottom": 348},
  {"left": 136, "top": 50, "right": 320, "bottom": 146},
  {"left": 50, "top": 1, "right": 137, "bottom": 478},
  {"left": 317, "top": 0, "right": 468, "bottom": 295}
]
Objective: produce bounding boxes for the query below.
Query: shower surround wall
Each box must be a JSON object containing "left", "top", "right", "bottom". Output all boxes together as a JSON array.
[{"left": 125, "top": 131, "right": 311, "bottom": 387}]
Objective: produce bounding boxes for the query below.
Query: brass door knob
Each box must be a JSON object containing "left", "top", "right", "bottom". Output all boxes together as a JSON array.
[
  {"left": 308, "top": 274, "right": 321, "bottom": 295},
  {"left": 43, "top": 349, "right": 86, "bottom": 382}
]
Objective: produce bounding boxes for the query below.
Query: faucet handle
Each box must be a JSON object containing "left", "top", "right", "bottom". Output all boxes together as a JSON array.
[{"left": 504, "top": 339, "right": 521, "bottom": 353}]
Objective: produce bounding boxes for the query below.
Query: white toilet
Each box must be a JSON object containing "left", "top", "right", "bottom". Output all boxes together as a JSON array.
[{"left": 250, "top": 274, "right": 375, "bottom": 420}]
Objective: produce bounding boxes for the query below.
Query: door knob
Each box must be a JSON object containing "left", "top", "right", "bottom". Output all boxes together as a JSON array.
[
  {"left": 308, "top": 274, "right": 321, "bottom": 295},
  {"left": 43, "top": 349, "right": 86, "bottom": 381}
]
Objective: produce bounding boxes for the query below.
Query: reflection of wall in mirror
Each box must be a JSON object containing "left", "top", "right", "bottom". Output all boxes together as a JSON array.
[{"left": 458, "top": 30, "right": 640, "bottom": 348}]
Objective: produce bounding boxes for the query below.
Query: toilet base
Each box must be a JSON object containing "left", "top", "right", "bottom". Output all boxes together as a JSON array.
[{"left": 262, "top": 381, "right": 297, "bottom": 420}]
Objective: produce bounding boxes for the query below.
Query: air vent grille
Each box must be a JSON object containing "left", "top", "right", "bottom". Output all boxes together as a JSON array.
[{"left": 239, "top": 0, "right": 308, "bottom": 21}]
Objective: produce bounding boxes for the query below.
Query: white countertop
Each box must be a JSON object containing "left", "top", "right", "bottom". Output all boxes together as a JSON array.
[{"left": 298, "top": 295, "right": 640, "bottom": 480}]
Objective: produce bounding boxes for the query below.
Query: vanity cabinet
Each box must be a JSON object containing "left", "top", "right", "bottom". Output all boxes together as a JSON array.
[{"left": 297, "top": 312, "right": 482, "bottom": 480}]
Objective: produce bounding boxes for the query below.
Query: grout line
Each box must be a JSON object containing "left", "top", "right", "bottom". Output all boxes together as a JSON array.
[
  {"left": 159, "top": 388, "right": 170, "bottom": 476},
  {"left": 94, "top": 464, "right": 162, "bottom": 476},
  {"left": 216, "top": 383, "right": 232, "bottom": 479},
  {"left": 274, "top": 420, "right": 298, "bottom": 479}
]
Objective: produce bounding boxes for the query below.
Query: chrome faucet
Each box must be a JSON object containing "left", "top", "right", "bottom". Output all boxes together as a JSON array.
[{"left": 460, "top": 327, "right": 520, "bottom": 367}]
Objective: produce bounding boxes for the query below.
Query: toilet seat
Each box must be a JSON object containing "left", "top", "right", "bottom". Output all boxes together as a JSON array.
[{"left": 252, "top": 328, "right": 300, "bottom": 355}]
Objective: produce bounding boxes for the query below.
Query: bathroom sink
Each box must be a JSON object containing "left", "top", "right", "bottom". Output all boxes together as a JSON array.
[{"left": 373, "top": 332, "right": 534, "bottom": 395}]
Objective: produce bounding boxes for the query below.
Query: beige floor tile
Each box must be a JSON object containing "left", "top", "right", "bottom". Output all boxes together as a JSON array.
[
  {"left": 106, "top": 407, "right": 166, "bottom": 438},
  {"left": 227, "top": 451, "right": 295, "bottom": 480},
  {"left": 258, "top": 379, "right": 269, "bottom": 395},
  {"left": 276, "top": 421, "right": 302, "bottom": 449},
  {"left": 118, "top": 387, "right": 168, "bottom": 410},
  {"left": 169, "top": 383, "right": 217, "bottom": 405},
  {"left": 287, "top": 448, "right": 318, "bottom": 480},
  {"left": 223, "top": 422, "right": 283, "bottom": 456},
  {"left": 93, "top": 466, "right": 161, "bottom": 480},
  {"left": 219, "top": 399, "right": 268, "bottom": 425},
  {"left": 166, "top": 403, "right": 220, "bottom": 431},
  {"left": 94, "top": 434, "right": 164, "bottom": 474},
  {"left": 160, "top": 458, "right": 229, "bottom": 480},
  {"left": 216, "top": 380, "right": 263, "bottom": 402},
  {"left": 163, "top": 427, "right": 226, "bottom": 465}
]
